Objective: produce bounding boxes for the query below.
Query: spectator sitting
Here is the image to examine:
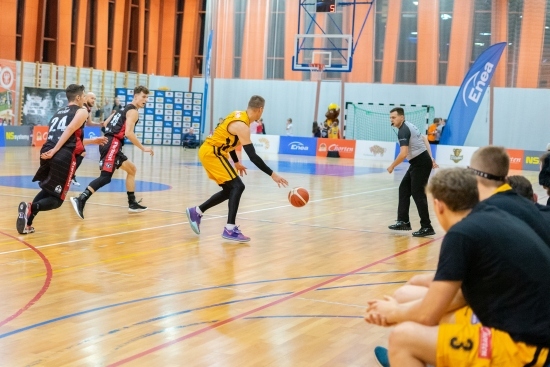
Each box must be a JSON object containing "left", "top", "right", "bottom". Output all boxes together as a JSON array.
[
  {"left": 312, "top": 121, "right": 321, "bottom": 137},
  {"left": 539, "top": 151, "right": 550, "bottom": 205},
  {"left": 182, "top": 127, "right": 199, "bottom": 149}
]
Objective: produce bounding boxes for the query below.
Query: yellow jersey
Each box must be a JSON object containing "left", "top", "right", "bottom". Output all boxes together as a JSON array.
[
  {"left": 328, "top": 126, "right": 340, "bottom": 139},
  {"left": 204, "top": 111, "right": 250, "bottom": 154}
]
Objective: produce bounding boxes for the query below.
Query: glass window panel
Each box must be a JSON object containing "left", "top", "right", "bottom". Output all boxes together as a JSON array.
[
  {"left": 397, "top": 14, "right": 417, "bottom": 61},
  {"left": 401, "top": 0, "right": 418, "bottom": 12},
  {"left": 507, "top": 1, "right": 523, "bottom": 87},
  {"left": 374, "top": 12, "right": 387, "bottom": 60},
  {"left": 234, "top": 1, "right": 246, "bottom": 77},
  {"left": 396, "top": 61, "right": 416, "bottom": 83},
  {"left": 470, "top": 12, "right": 491, "bottom": 62},
  {"left": 475, "top": 0, "right": 491, "bottom": 11},
  {"left": 374, "top": 61, "right": 382, "bottom": 82},
  {"left": 539, "top": 0, "right": 550, "bottom": 87},
  {"left": 439, "top": 0, "right": 453, "bottom": 12},
  {"left": 439, "top": 4, "right": 452, "bottom": 63},
  {"left": 438, "top": 61, "right": 448, "bottom": 84}
]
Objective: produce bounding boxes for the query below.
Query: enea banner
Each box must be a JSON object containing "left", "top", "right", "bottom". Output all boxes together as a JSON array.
[
  {"left": 316, "top": 138, "right": 356, "bottom": 159},
  {"left": 436, "top": 145, "right": 479, "bottom": 167},
  {"left": 440, "top": 42, "right": 506, "bottom": 146},
  {"left": 0, "top": 59, "right": 16, "bottom": 125},
  {"left": 279, "top": 136, "right": 317, "bottom": 156}
]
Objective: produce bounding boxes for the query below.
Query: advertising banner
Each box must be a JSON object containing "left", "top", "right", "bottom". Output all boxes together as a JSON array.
[
  {"left": 4, "top": 125, "right": 32, "bottom": 146},
  {"left": 506, "top": 149, "right": 524, "bottom": 171},
  {"left": 522, "top": 150, "right": 546, "bottom": 171},
  {"left": 355, "top": 140, "right": 396, "bottom": 161},
  {"left": 316, "top": 138, "right": 356, "bottom": 159},
  {"left": 32, "top": 126, "right": 49, "bottom": 146},
  {"left": 0, "top": 59, "right": 17, "bottom": 125},
  {"left": 22, "top": 87, "right": 68, "bottom": 126},
  {"left": 435, "top": 145, "right": 479, "bottom": 167},
  {"left": 278, "top": 136, "right": 317, "bottom": 156},
  {"left": 440, "top": 42, "right": 507, "bottom": 145}
]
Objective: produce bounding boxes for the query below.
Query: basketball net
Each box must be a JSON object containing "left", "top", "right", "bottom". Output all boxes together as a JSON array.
[{"left": 310, "top": 63, "right": 325, "bottom": 82}]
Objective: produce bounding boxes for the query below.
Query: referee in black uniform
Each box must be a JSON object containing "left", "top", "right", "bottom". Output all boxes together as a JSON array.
[{"left": 387, "top": 107, "right": 437, "bottom": 237}]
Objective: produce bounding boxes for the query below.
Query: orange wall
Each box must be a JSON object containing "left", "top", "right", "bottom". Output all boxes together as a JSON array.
[
  {"left": 381, "top": 0, "right": 401, "bottom": 84},
  {"left": 0, "top": 0, "right": 17, "bottom": 60},
  {"left": 240, "top": 0, "right": 268, "bottom": 79},
  {"left": 516, "top": 0, "right": 547, "bottom": 88},
  {"left": 417, "top": 0, "right": 439, "bottom": 85},
  {"left": 447, "top": 0, "right": 474, "bottom": 86},
  {"left": 158, "top": 0, "right": 177, "bottom": 76},
  {"left": 491, "top": 0, "right": 508, "bottom": 87},
  {"left": 95, "top": 0, "right": 109, "bottom": 70},
  {"left": 57, "top": 0, "right": 73, "bottom": 66},
  {"left": 214, "top": 0, "right": 235, "bottom": 79},
  {"left": 179, "top": 0, "right": 201, "bottom": 76}
]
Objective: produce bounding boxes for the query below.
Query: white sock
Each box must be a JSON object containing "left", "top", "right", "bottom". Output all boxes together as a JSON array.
[
  {"left": 195, "top": 206, "right": 203, "bottom": 215},
  {"left": 225, "top": 224, "right": 235, "bottom": 231}
]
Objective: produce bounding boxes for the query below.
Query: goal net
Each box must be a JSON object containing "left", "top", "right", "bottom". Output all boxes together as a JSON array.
[{"left": 345, "top": 103, "right": 435, "bottom": 142}]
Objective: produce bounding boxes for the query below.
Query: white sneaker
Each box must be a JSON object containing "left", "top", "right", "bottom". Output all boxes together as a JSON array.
[{"left": 72, "top": 178, "right": 81, "bottom": 186}]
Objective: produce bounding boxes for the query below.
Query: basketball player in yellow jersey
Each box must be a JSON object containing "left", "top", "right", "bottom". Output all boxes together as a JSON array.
[{"left": 186, "top": 95, "right": 288, "bottom": 242}]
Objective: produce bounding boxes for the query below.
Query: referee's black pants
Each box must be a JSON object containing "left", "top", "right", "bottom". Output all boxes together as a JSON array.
[{"left": 397, "top": 150, "right": 433, "bottom": 228}]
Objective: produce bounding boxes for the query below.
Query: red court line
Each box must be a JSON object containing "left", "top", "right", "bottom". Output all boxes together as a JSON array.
[
  {"left": 0, "top": 231, "right": 53, "bottom": 328},
  {"left": 107, "top": 237, "right": 442, "bottom": 367}
]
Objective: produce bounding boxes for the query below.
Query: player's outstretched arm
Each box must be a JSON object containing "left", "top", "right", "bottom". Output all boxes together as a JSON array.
[
  {"left": 229, "top": 120, "right": 287, "bottom": 187},
  {"left": 124, "top": 109, "right": 154, "bottom": 156}
]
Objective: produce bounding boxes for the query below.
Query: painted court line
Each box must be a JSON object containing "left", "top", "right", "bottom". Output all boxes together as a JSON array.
[
  {"left": 106, "top": 237, "right": 440, "bottom": 367},
  {"left": 0, "top": 231, "right": 53, "bottom": 328}
]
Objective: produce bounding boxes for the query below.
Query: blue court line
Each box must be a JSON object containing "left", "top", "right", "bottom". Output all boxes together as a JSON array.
[
  {"left": 0, "top": 271, "right": 433, "bottom": 340},
  {"left": 0, "top": 175, "right": 171, "bottom": 192}
]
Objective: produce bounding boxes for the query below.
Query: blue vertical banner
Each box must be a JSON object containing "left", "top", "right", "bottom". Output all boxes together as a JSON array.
[
  {"left": 439, "top": 42, "right": 507, "bottom": 146},
  {"left": 202, "top": 30, "right": 213, "bottom": 135}
]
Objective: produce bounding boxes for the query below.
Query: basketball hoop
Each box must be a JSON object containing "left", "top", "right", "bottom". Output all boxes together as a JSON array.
[{"left": 309, "top": 63, "right": 325, "bottom": 82}]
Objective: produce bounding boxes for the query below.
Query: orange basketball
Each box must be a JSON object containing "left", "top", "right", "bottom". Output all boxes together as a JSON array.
[{"left": 288, "top": 187, "right": 309, "bottom": 207}]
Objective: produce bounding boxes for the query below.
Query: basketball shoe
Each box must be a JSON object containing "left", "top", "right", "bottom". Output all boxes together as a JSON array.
[
  {"left": 70, "top": 197, "right": 85, "bottom": 219},
  {"left": 129, "top": 200, "right": 147, "bottom": 213},
  {"left": 186, "top": 207, "right": 202, "bottom": 234},
  {"left": 222, "top": 226, "right": 250, "bottom": 242},
  {"left": 16, "top": 202, "right": 33, "bottom": 234}
]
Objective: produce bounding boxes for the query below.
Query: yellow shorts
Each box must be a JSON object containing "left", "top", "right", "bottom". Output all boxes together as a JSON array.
[
  {"left": 437, "top": 308, "right": 548, "bottom": 367},
  {"left": 199, "top": 144, "right": 238, "bottom": 185}
]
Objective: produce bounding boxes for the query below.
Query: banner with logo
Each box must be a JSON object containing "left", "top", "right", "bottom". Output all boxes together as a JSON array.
[
  {"left": 4, "top": 125, "right": 32, "bottom": 146},
  {"left": 0, "top": 127, "right": 5, "bottom": 146},
  {"left": 440, "top": 42, "right": 506, "bottom": 146},
  {"left": 250, "top": 134, "right": 280, "bottom": 154},
  {"left": 506, "top": 149, "right": 524, "bottom": 171},
  {"left": 355, "top": 140, "right": 397, "bottom": 161},
  {"left": 22, "top": 87, "right": 68, "bottom": 126},
  {"left": 279, "top": 136, "right": 317, "bottom": 156},
  {"left": 522, "top": 150, "right": 546, "bottom": 171},
  {"left": 32, "top": 126, "right": 49, "bottom": 146},
  {"left": 316, "top": 138, "right": 356, "bottom": 159},
  {"left": 436, "top": 145, "right": 479, "bottom": 167},
  {"left": 0, "top": 59, "right": 16, "bottom": 125}
]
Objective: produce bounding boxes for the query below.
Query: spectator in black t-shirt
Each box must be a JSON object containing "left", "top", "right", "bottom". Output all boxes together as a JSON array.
[
  {"left": 507, "top": 175, "right": 550, "bottom": 223},
  {"left": 365, "top": 167, "right": 550, "bottom": 367},
  {"left": 539, "top": 151, "right": 550, "bottom": 206}
]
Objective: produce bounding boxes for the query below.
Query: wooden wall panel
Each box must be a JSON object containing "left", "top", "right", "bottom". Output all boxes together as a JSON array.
[
  {"left": 21, "top": 0, "right": 40, "bottom": 61},
  {"left": 417, "top": 0, "right": 439, "bottom": 85},
  {"left": 158, "top": 0, "right": 177, "bottom": 76},
  {"left": 74, "top": 0, "right": 89, "bottom": 67},
  {"left": 146, "top": 0, "right": 160, "bottom": 74},
  {"left": 137, "top": 0, "right": 145, "bottom": 73},
  {"left": 381, "top": 0, "right": 401, "bottom": 84},
  {"left": 347, "top": 3, "right": 375, "bottom": 82},
  {"left": 179, "top": 0, "right": 201, "bottom": 77},
  {"left": 0, "top": 0, "right": 17, "bottom": 60},
  {"left": 240, "top": 0, "right": 268, "bottom": 79},
  {"left": 214, "top": 0, "right": 235, "bottom": 79},
  {"left": 516, "top": 0, "right": 547, "bottom": 88},
  {"left": 110, "top": 0, "right": 126, "bottom": 71},
  {"left": 95, "top": 0, "right": 109, "bottom": 70},
  {"left": 446, "top": 0, "right": 474, "bottom": 85},
  {"left": 491, "top": 0, "right": 508, "bottom": 87},
  {"left": 56, "top": 0, "right": 73, "bottom": 66},
  {"left": 284, "top": 0, "right": 301, "bottom": 81}
]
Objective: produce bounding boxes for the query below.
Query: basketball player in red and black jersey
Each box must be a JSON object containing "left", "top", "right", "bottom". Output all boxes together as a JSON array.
[
  {"left": 16, "top": 84, "right": 89, "bottom": 234},
  {"left": 70, "top": 85, "right": 154, "bottom": 219},
  {"left": 71, "top": 91, "right": 105, "bottom": 186}
]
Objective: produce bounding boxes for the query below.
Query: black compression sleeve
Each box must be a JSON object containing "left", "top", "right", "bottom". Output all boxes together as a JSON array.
[
  {"left": 242, "top": 143, "right": 273, "bottom": 176},
  {"left": 229, "top": 149, "right": 239, "bottom": 163}
]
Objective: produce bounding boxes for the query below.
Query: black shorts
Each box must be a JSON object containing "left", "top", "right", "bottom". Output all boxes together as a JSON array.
[
  {"left": 32, "top": 145, "right": 76, "bottom": 201},
  {"left": 99, "top": 136, "right": 127, "bottom": 173}
]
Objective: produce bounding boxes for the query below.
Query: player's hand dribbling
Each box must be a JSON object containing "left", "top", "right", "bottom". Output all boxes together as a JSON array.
[
  {"left": 143, "top": 147, "right": 154, "bottom": 156},
  {"left": 235, "top": 162, "right": 247, "bottom": 177},
  {"left": 271, "top": 172, "right": 288, "bottom": 188}
]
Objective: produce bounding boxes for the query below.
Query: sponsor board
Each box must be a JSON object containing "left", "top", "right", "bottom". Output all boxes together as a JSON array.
[
  {"left": 4, "top": 126, "right": 32, "bottom": 146},
  {"left": 0, "top": 127, "right": 4, "bottom": 146},
  {"left": 279, "top": 136, "right": 317, "bottom": 156},
  {"left": 316, "top": 138, "right": 356, "bottom": 159},
  {"left": 435, "top": 145, "right": 479, "bottom": 167},
  {"left": 522, "top": 150, "right": 546, "bottom": 171},
  {"left": 506, "top": 149, "right": 524, "bottom": 171},
  {"left": 241, "top": 135, "right": 280, "bottom": 159},
  {"left": 355, "top": 140, "right": 396, "bottom": 161},
  {"left": 32, "top": 126, "right": 49, "bottom": 147}
]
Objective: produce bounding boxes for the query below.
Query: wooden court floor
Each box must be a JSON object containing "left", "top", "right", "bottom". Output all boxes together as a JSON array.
[{"left": 0, "top": 145, "right": 544, "bottom": 367}]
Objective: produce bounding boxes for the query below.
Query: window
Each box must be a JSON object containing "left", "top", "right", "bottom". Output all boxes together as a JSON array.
[
  {"left": 266, "top": 0, "right": 285, "bottom": 79},
  {"left": 507, "top": 0, "right": 523, "bottom": 87},
  {"left": 234, "top": 0, "right": 246, "bottom": 78},
  {"left": 373, "top": 0, "right": 389, "bottom": 82},
  {"left": 438, "top": 0, "right": 453, "bottom": 84}
]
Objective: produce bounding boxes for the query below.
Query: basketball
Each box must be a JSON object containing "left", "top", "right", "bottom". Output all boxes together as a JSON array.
[{"left": 288, "top": 187, "right": 309, "bottom": 207}]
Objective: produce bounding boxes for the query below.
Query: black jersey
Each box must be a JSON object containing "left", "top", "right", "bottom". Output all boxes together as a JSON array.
[
  {"left": 104, "top": 104, "right": 138, "bottom": 141},
  {"left": 434, "top": 204, "right": 550, "bottom": 347},
  {"left": 44, "top": 104, "right": 82, "bottom": 150}
]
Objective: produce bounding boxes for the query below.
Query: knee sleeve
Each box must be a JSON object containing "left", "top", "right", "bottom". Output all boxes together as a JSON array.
[{"left": 89, "top": 171, "right": 113, "bottom": 191}]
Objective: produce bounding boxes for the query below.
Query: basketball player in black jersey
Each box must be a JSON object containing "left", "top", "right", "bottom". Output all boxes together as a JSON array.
[
  {"left": 70, "top": 85, "right": 154, "bottom": 219},
  {"left": 16, "top": 84, "right": 89, "bottom": 234}
]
